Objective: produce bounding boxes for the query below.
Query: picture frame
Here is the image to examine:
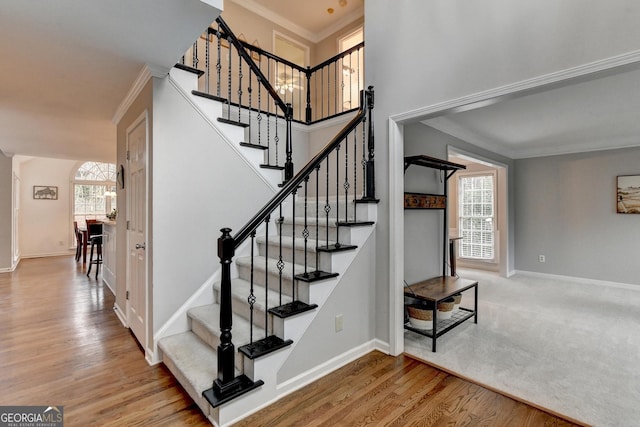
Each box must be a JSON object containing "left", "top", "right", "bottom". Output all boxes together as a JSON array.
[
  {"left": 616, "top": 175, "right": 640, "bottom": 214},
  {"left": 33, "top": 185, "right": 58, "bottom": 200}
]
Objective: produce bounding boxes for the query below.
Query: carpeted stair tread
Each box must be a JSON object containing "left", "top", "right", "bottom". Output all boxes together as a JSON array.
[
  {"left": 213, "top": 278, "right": 293, "bottom": 312},
  {"left": 158, "top": 331, "right": 219, "bottom": 410},
  {"left": 188, "top": 303, "right": 265, "bottom": 348},
  {"left": 235, "top": 255, "right": 312, "bottom": 281}
]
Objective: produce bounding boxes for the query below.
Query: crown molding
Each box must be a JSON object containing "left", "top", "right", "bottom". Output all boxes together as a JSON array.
[
  {"left": 112, "top": 64, "right": 168, "bottom": 124},
  {"left": 230, "top": 0, "right": 362, "bottom": 44}
]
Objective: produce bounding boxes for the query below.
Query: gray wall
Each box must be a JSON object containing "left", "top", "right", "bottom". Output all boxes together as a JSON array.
[
  {"left": 365, "top": 0, "right": 640, "bottom": 345},
  {"left": 0, "top": 152, "right": 12, "bottom": 270},
  {"left": 515, "top": 147, "right": 640, "bottom": 285}
]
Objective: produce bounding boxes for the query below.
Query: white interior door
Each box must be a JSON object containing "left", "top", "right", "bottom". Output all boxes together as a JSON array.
[{"left": 126, "top": 112, "right": 148, "bottom": 349}]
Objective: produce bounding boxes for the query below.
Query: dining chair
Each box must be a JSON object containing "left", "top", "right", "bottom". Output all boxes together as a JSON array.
[
  {"left": 73, "top": 221, "right": 83, "bottom": 262},
  {"left": 86, "top": 222, "right": 103, "bottom": 279}
]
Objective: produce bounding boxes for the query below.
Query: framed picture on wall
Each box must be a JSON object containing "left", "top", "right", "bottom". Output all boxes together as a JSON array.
[
  {"left": 617, "top": 175, "right": 640, "bottom": 214},
  {"left": 33, "top": 185, "right": 58, "bottom": 200}
]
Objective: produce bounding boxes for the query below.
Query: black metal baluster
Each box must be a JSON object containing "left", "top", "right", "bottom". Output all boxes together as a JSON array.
[
  {"left": 257, "top": 74, "right": 262, "bottom": 146},
  {"left": 264, "top": 215, "right": 269, "bottom": 338},
  {"left": 248, "top": 231, "right": 256, "bottom": 343},
  {"left": 325, "top": 158, "right": 330, "bottom": 246},
  {"left": 205, "top": 31, "right": 210, "bottom": 93},
  {"left": 362, "top": 117, "right": 367, "bottom": 197},
  {"left": 335, "top": 143, "right": 341, "bottom": 246},
  {"left": 340, "top": 57, "right": 345, "bottom": 113},
  {"left": 344, "top": 133, "right": 350, "bottom": 223},
  {"left": 238, "top": 54, "right": 243, "bottom": 123},
  {"left": 315, "top": 165, "right": 320, "bottom": 271},
  {"left": 267, "top": 58, "right": 271, "bottom": 157},
  {"left": 274, "top": 101, "right": 279, "bottom": 167},
  {"left": 353, "top": 126, "right": 359, "bottom": 221},
  {"left": 192, "top": 41, "right": 198, "bottom": 69},
  {"left": 334, "top": 61, "right": 337, "bottom": 116},
  {"left": 216, "top": 26, "right": 222, "bottom": 98},
  {"left": 302, "top": 176, "right": 310, "bottom": 278},
  {"left": 227, "top": 36, "right": 232, "bottom": 119},
  {"left": 247, "top": 67, "right": 252, "bottom": 142},
  {"left": 291, "top": 189, "right": 297, "bottom": 301},
  {"left": 277, "top": 205, "right": 284, "bottom": 306}
]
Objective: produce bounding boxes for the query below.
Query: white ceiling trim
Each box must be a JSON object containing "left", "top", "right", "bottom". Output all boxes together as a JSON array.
[
  {"left": 512, "top": 135, "right": 640, "bottom": 159},
  {"left": 391, "top": 49, "right": 640, "bottom": 125},
  {"left": 315, "top": 8, "right": 364, "bottom": 43},
  {"left": 112, "top": 64, "right": 167, "bottom": 124},
  {"left": 230, "top": 0, "right": 362, "bottom": 43}
]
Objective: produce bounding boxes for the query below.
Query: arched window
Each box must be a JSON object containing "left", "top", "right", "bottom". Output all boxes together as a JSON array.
[{"left": 73, "top": 162, "right": 116, "bottom": 227}]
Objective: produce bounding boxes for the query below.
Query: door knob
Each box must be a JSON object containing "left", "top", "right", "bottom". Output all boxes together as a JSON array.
[{"left": 135, "top": 243, "right": 146, "bottom": 250}]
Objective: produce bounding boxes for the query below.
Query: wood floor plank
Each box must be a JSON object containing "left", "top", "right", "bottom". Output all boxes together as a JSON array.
[{"left": 1, "top": 256, "right": 582, "bottom": 427}]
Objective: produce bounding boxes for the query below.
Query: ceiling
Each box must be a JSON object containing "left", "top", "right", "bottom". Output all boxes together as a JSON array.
[
  {"left": 423, "top": 66, "right": 640, "bottom": 159},
  {"left": 230, "top": 0, "right": 364, "bottom": 43},
  {"left": 0, "top": 0, "right": 220, "bottom": 163},
  {"left": 2, "top": 1, "right": 638, "bottom": 164}
]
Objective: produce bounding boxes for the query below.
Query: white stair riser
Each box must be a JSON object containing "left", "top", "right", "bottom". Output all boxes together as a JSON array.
[
  {"left": 212, "top": 286, "right": 274, "bottom": 332},
  {"left": 280, "top": 222, "right": 351, "bottom": 245}
]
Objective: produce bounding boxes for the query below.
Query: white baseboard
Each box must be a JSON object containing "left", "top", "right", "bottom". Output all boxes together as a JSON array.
[
  {"left": 113, "top": 303, "right": 127, "bottom": 327},
  {"left": 277, "top": 339, "right": 383, "bottom": 397},
  {"left": 21, "top": 251, "right": 74, "bottom": 259},
  {"left": 515, "top": 270, "right": 639, "bottom": 291}
]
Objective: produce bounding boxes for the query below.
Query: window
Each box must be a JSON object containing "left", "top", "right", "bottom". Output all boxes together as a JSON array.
[
  {"left": 73, "top": 162, "right": 116, "bottom": 227},
  {"left": 458, "top": 173, "right": 495, "bottom": 260}
]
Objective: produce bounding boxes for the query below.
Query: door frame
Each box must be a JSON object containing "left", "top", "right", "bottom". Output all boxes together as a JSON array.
[
  {"left": 386, "top": 53, "right": 640, "bottom": 356},
  {"left": 125, "top": 110, "right": 150, "bottom": 355}
]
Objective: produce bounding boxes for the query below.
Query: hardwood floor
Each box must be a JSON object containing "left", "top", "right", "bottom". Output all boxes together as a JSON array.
[
  {"left": 0, "top": 256, "right": 209, "bottom": 426},
  {"left": 1, "top": 256, "right": 578, "bottom": 426}
]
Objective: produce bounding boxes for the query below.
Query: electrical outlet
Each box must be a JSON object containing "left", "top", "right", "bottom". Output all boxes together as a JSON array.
[
  {"left": 538, "top": 255, "right": 546, "bottom": 263},
  {"left": 335, "top": 314, "right": 343, "bottom": 332}
]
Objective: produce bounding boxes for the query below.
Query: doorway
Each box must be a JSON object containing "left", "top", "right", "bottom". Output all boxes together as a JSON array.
[{"left": 447, "top": 148, "right": 508, "bottom": 277}]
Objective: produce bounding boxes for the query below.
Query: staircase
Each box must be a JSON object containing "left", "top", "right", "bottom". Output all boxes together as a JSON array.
[{"left": 157, "top": 63, "right": 377, "bottom": 426}]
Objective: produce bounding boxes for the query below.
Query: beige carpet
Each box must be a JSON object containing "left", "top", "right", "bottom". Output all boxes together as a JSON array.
[{"left": 404, "top": 269, "right": 640, "bottom": 427}]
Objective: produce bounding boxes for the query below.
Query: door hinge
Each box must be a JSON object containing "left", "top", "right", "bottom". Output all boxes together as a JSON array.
[
  {"left": 126, "top": 291, "right": 129, "bottom": 300},
  {"left": 126, "top": 220, "right": 130, "bottom": 230},
  {"left": 126, "top": 150, "right": 130, "bottom": 160}
]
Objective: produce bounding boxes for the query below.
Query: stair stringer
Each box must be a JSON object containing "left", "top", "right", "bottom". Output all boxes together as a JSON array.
[{"left": 216, "top": 207, "right": 378, "bottom": 427}]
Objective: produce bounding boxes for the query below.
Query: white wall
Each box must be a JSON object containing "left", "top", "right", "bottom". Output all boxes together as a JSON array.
[
  {"left": 515, "top": 147, "right": 640, "bottom": 285},
  {"left": 151, "top": 76, "right": 277, "bottom": 340},
  {"left": 366, "top": 0, "right": 640, "bottom": 344},
  {"left": 18, "top": 157, "right": 78, "bottom": 258},
  {"left": 277, "top": 229, "right": 376, "bottom": 382}
]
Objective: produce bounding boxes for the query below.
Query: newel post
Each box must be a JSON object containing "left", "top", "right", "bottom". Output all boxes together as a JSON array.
[
  {"left": 284, "top": 103, "right": 294, "bottom": 182},
  {"left": 203, "top": 228, "right": 263, "bottom": 407},
  {"left": 215, "top": 228, "right": 235, "bottom": 387},
  {"left": 364, "top": 86, "right": 376, "bottom": 200},
  {"left": 305, "top": 66, "right": 312, "bottom": 123}
]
